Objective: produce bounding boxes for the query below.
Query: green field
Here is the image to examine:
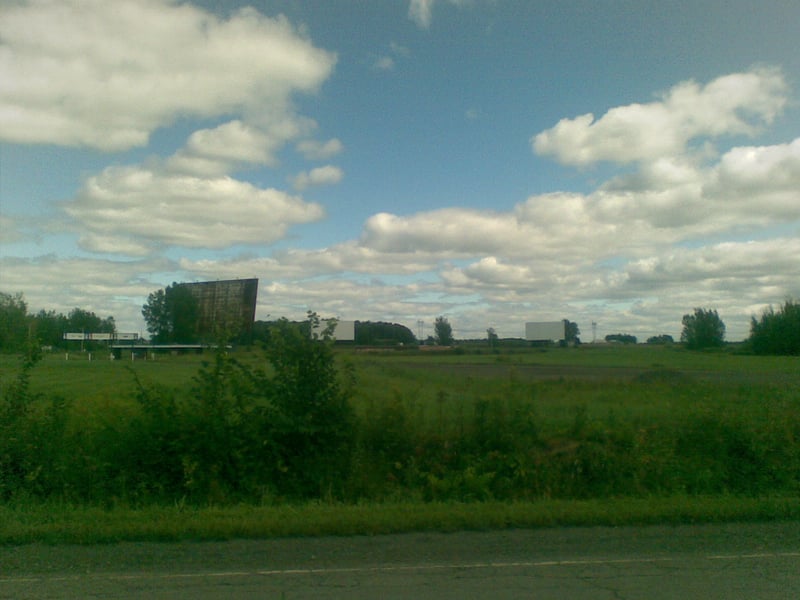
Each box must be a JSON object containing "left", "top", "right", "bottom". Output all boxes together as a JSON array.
[
  {"left": 1, "top": 344, "right": 799, "bottom": 543},
  {"left": 3, "top": 343, "right": 797, "bottom": 401}
]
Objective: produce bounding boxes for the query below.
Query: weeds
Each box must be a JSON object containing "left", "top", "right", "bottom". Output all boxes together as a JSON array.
[{"left": 1, "top": 344, "right": 799, "bottom": 507}]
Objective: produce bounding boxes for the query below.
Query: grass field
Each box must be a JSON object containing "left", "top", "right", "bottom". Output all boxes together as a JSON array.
[
  {"left": 1, "top": 343, "right": 798, "bottom": 543},
  {"left": 2, "top": 342, "right": 797, "bottom": 401}
]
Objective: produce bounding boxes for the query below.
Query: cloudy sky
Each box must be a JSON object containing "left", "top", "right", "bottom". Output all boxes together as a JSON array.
[{"left": 1, "top": 0, "right": 799, "bottom": 341}]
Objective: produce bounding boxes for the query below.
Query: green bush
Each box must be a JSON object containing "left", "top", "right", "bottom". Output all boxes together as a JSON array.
[
  {"left": 2, "top": 342, "right": 799, "bottom": 506},
  {"left": 749, "top": 300, "right": 800, "bottom": 355}
]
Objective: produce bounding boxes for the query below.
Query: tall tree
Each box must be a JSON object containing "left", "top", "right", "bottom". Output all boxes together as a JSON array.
[
  {"left": 142, "top": 283, "right": 199, "bottom": 343},
  {"left": 0, "top": 292, "right": 29, "bottom": 352},
  {"left": 142, "top": 288, "right": 170, "bottom": 343},
  {"left": 564, "top": 320, "right": 581, "bottom": 345},
  {"left": 168, "top": 284, "right": 199, "bottom": 343},
  {"left": 67, "top": 308, "right": 115, "bottom": 334},
  {"left": 30, "top": 309, "right": 69, "bottom": 348},
  {"left": 748, "top": 300, "right": 800, "bottom": 355},
  {"left": 434, "top": 316, "right": 453, "bottom": 346},
  {"left": 681, "top": 308, "right": 725, "bottom": 349}
]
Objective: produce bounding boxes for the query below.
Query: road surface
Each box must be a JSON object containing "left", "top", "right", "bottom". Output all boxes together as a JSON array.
[{"left": 2, "top": 521, "right": 799, "bottom": 599}]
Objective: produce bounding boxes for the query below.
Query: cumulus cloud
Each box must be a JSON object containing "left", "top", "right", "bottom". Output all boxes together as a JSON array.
[
  {"left": 0, "top": 254, "right": 174, "bottom": 332},
  {"left": 706, "top": 138, "right": 800, "bottom": 217},
  {"left": 361, "top": 209, "right": 518, "bottom": 255},
  {"left": 532, "top": 68, "right": 787, "bottom": 166},
  {"left": 291, "top": 165, "right": 344, "bottom": 191},
  {"left": 296, "top": 138, "right": 344, "bottom": 160},
  {"left": 1, "top": 1, "right": 344, "bottom": 258},
  {"left": 0, "top": 0, "right": 335, "bottom": 150},
  {"left": 621, "top": 239, "right": 800, "bottom": 290},
  {"left": 64, "top": 166, "right": 325, "bottom": 253},
  {"left": 166, "top": 118, "right": 315, "bottom": 176},
  {"left": 5, "top": 62, "right": 798, "bottom": 341}
]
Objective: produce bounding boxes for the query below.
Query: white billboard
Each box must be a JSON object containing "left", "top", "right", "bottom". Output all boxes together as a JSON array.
[
  {"left": 525, "top": 321, "right": 565, "bottom": 342},
  {"left": 332, "top": 320, "right": 355, "bottom": 341},
  {"left": 313, "top": 319, "right": 355, "bottom": 341},
  {"left": 88, "top": 333, "right": 112, "bottom": 341},
  {"left": 63, "top": 332, "right": 139, "bottom": 341}
]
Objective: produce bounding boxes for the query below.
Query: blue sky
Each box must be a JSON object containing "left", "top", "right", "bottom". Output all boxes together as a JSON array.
[{"left": 1, "top": 0, "right": 799, "bottom": 341}]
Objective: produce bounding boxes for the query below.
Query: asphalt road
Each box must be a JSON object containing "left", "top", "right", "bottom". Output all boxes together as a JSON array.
[{"left": 2, "top": 522, "right": 799, "bottom": 599}]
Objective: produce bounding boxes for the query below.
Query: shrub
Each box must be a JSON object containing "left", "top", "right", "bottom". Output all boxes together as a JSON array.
[
  {"left": 748, "top": 300, "right": 800, "bottom": 355},
  {"left": 259, "top": 315, "right": 356, "bottom": 499}
]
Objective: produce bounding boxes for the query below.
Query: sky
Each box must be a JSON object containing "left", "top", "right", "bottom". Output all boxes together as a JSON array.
[{"left": 1, "top": 0, "right": 799, "bottom": 342}]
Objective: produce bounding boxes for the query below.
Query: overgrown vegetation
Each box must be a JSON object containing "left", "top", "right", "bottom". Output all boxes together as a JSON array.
[
  {"left": 2, "top": 336, "right": 799, "bottom": 509},
  {"left": 749, "top": 299, "right": 800, "bottom": 356}
]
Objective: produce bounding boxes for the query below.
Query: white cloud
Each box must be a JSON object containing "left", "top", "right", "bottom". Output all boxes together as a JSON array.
[
  {"left": 408, "top": 0, "right": 473, "bottom": 29},
  {"left": 4, "top": 63, "right": 798, "bottom": 342},
  {"left": 443, "top": 257, "right": 533, "bottom": 288},
  {"left": 360, "top": 209, "right": 517, "bottom": 255},
  {"left": 77, "top": 234, "right": 154, "bottom": 257},
  {"left": 620, "top": 239, "right": 800, "bottom": 291},
  {"left": 291, "top": 165, "right": 344, "bottom": 191},
  {"left": 64, "top": 166, "right": 325, "bottom": 252},
  {"left": 706, "top": 138, "right": 800, "bottom": 218},
  {"left": 373, "top": 56, "right": 395, "bottom": 71},
  {"left": 166, "top": 118, "right": 314, "bottom": 176},
  {"left": 0, "top": 0, "right": 335, "bottom": 150},
  {"left": 532, "top": 68, "right": 787, "bottom": 166},
  {"left": 296, "top": 138, "right": 344, "bottom": 160},
  {"left": 408, "top": 0, "right": 435, "bottom": 28},
  {"left": 0, "top": 254, "right": 174, "bottom": 333},
  {"left": 371, "top": 41, "right": 411, "bottom": 72}
]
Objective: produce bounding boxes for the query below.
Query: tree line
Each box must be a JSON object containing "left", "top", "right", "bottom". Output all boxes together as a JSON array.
[
  {"left": 3, "top": 311, "right": 799, "bottom": 505},
  {"left": 2, "top": 290, "right": 799, "bottom": 355},
  {"left": 0, "top": 292, "right": 116, "bottom": 353}
]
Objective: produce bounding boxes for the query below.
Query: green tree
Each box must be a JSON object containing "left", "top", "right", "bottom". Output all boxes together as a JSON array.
[
  {"left": 142, "top": 288, "right": 170, "bottom": 342},
  {"left": 605, "top": 333, "right": 637, "bottom": 344},
  {"left": 261, "top": 312, "right": 355, "bottom": 497},
  {"left": 434, "top": 316, "right": 454, "bottom": 346},
  {"left": 67, "top": 308, "right": 115, "bottom": 335},
  {"left": 564, "top": 320, "right": 581, "bottom": 345},
  {"left": 354, "top": 321, "right": 417, "bottom": 346},
  {"left": 748, "top": 300, "right": 800, "bottom": 355},
  {"left": 681, "top": 308, "right": 725, "bottom": 349},
  {"left": 0, "top": 292, "right": 28, "bottom": 352},
  {"left": 142, "top": 283, "right": 198, "bottom": 343},
  {"left": 30, "top": 310, "right": 69, "bottom": 349},
  {"left": 167, "top": 284, "right": 199, "bottom": 343}
]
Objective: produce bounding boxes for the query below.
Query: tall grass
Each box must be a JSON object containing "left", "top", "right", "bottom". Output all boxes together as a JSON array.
[{"left": 2, "top": 346, "right": 799, "bottom": 509}]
